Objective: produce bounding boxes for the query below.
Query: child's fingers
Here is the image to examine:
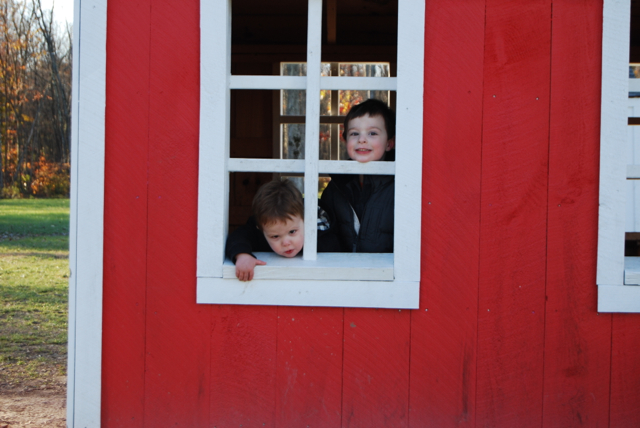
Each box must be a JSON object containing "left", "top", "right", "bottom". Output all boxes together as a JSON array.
[{"left": 256, "top": 259, "right": 267, "bottom": 266}]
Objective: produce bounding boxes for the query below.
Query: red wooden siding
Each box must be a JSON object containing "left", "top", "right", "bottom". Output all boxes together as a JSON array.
[
  {"left": 101, "top": 0, "right": 640, "bottom": 426},
  {"left": 102, "top": 0, "right": 150, "bottom": 424}
]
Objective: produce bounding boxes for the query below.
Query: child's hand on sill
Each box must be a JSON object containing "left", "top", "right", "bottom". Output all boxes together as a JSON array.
[{"left": 235, "top": 253, "right": 266, "bottom": 281}]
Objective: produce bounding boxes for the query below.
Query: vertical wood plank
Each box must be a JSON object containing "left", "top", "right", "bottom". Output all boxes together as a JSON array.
[
  {"left": 476, "top": 1, "right": 551, "bottom": 426},
  {"left": 143, "top": 0, "right": 211, "bottom": 425},
  {"left": 101, "top": 0, "right": 150, "bottom": 425},
  {"left": 342, "top": 309, "right": 411, "bottom": 427},
  {"left": 610, "top": 314, "right": 640, "bottom": 426},
  {"left": 543, "top": 1, "right": 613, "bottom": 427},
  {"left": 275, "top": 307, "right": 343, "bottom": 427},
  {"left": 209, "top": 306, "right": 278, "bottom": 427},
  {"left": 409, "top": 0, "right": 484, "bottom": 426}
]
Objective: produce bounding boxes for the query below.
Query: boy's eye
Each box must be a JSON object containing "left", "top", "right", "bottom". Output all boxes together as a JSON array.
[
  {"left": 289, "top": 229, "right": 297, "bottom": 235},
  {"left": 370, "top": 131, "right": 378, "bottom": 136},
  {"left": 269, "top": 235, "right": 279, "bottom": 239}
]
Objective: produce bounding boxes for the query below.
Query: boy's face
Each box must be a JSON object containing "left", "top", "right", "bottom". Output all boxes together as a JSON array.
[
  {"left": 345, "top": 114, "right": 395, "bottom": 163},
  {"left": 262, "top": 215, "right": 304, "bottom": 258}
]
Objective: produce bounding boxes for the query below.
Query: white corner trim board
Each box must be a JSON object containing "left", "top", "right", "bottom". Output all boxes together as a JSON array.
[
  {"left": 597, "top": 0, "right": 640, "bottom": 312},
  {"left": 67, "top": 0, "right": 107, "bottom": 426}
]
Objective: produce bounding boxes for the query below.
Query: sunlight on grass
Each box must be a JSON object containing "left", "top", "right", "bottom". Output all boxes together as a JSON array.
[
  {"left": 0, "top": 199, "right": 70, "bottom": 237},
  {"left": 0, "top": 199, "right": 69, "bottom": 377}
]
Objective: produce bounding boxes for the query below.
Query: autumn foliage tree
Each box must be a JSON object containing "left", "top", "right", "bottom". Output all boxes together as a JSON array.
[{"left": 0, "top": 0, "right": 71, "bottom": 198}]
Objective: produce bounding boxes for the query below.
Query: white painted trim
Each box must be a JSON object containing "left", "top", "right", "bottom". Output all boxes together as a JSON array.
[
  {"left": 227, "top": 158, "right": 395, "bottom": 174},
  {"left": 230, "top": 75, "right": 307, "bottom": 90},
  {"left": 303, "top": 0, "right": 322, "bottom": 261},
  {"left": 628, "top": 165, "right": 640, "bottom": 179},
  {"left": 624, "top": 256, "right": 640, "bottom": 284},
  {"left": 319, "top": 76, "right": 396, "bottom": 90},
  {"left": 67, "top": 0, "right": 107, "bottom": 426},
  {"left": 197, "top": 277, "right": 420, "bottom": 309},
  {"left": 229, "top": 76, "right": 395, "bottom": 91},
  {"left": 597, "top": 0, "right": 633, "bottom": 312},
  {"left": 393, "top": 0, "right": 425, "bottom": 282},
  {"left": 598, "top": 285, "right": 640, "bottom": 312},
  {"left": 197, "top": 0, "right": 231, "bottom": 278},
  {"left": 222, "top": 252, "right": 394, "bottom": 280},
  {"left": 197, "top": 0, "right": 424, "bottom": 308}
]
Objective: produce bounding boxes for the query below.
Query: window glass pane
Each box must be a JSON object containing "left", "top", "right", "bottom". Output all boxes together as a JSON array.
[
  {"left": 231, "top": 1, "right": 307, "bottom": 76},
  {"left": 281, "top": 124, "right": 331, "bottom": 160},
  {"left": 339, "top": 63, "right": 390, "bottom": 115},
  {"left": 230, "top": 89, "right": 277, "bottom": 159},
  {"left": 281, "top": 63, "right": 332, "bottom": 116},
  {"left": 338, "top": 124, "right": 349, "bottom": 160},
  {"left": 280, "top": 176, "right": 332, "bottom": 198}
]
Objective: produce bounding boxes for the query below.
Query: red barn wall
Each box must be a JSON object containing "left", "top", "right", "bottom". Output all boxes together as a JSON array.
[{"left": 100, "top": 0, "right": 640, "bottom": 426}]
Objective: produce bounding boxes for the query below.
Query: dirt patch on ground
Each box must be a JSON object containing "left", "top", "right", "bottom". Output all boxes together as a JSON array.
[{"left": 0, "top": 364, "right": 66, "bottom": 428}]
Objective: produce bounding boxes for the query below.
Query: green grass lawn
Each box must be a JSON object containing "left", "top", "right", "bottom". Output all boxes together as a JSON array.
[
  {"left": 0, "top": 199, "right": 69, "bottom": 387},
  {"left": 0, "top": 199, "right": 70, "bottom": 237}
]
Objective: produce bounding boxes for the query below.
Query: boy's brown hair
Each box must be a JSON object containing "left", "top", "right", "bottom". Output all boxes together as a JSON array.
[
  {"left": 342, "top": 98, "right": 396, "bottom": 140},
  {"left": 253, "top": 179, "right": 304, "bottom": 230}
]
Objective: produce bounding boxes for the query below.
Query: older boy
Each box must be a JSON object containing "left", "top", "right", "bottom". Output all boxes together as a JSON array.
[
  {"left": 226, "top": 179, "right": 339, "bottom": 281},
  {"left": 319, "top": 98, "right": 396, "bottom": 253}
]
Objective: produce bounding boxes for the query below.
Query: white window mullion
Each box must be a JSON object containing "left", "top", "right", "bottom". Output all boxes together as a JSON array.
[
  {"left": 231, "top": 75, "right": 307, "bottom": 90},
  {"left": 319, "top": 76, "right": 396, "bottom": 91},
  {"left": 303, "top": 0, "right": 322, "bottom": 261}
]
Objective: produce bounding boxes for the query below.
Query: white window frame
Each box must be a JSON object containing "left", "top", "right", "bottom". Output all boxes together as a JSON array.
[
  {"left": 197, "top": 0, "right": 424, "bottom": 308},
  {"left": 597, "top": 0, "right": 640, "bottom": 312}
]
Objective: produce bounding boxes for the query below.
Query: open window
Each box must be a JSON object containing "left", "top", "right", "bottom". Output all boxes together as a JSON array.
[
  {"left": 597, "top": 0, "right": 640, "bottom": 312},
  {"left": 197, "top": 0, "right": 424, "bottom": 308}
]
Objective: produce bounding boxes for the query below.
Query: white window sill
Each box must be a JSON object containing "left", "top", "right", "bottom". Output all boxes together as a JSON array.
[
  {"left": 598, "top": 257, "right": 640, "bottom": 312},
  {"left": 198, "top": 252, "right": 418, "bottom": 308},
  {"left": 222, "top": 252, "right": 394, "bottom": 281}
]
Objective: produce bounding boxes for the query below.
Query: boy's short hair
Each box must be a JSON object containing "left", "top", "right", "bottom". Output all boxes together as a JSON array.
[
  {"left": 342, "top": 98, "right": 396, "bottom": 140},
  {"left": 253, "top": 179, "right": 304, "bottom": 230}
]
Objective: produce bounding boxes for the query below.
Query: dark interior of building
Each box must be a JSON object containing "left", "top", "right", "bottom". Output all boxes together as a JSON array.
[{"left": 228, "top": 0, "right": 398, "bottom": 230}]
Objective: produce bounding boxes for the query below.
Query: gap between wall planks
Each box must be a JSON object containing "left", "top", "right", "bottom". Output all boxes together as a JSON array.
[
  {"left": 142, "top": 0, "right": 211, "bottom": 425},
  {"left": 543, "top": 0, "right": 613, "bottom": 426},
  {"left": 101, "top": 0, "right": 151, "bottom": 425},
  {"left": 409, "top": 0, "right": 484, "bottom": 426},
  {"left": 476, "top": 1, "right": 551, "bottom": 426}
]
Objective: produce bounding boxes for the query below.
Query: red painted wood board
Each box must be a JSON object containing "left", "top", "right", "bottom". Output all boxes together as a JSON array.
[
  {"left": 543, "top": 1, "right": 613, "bottom": 427},
  {"left": 341, "top": 308, "right": 411, "bottom": 427},
  {"left": 275, "top": 307, "right": 343, "bottom": 427},
  {"left": 209, "top": 305, "right": 278, "bottom": 427},
  {"left": 409, "top": 0, "right": 484, "bottom": 426},
  {"left": 142, "top": 0, "right": 211, "bottom": 425},
  {"left": 476, "top": 1, "right": 551, "bottom": 426},
  {"left": 101, "top": 0, "right": 151, "bottom": 425},
  {"left": 610, "top": 314, "right": 640, "bottom": 427}
]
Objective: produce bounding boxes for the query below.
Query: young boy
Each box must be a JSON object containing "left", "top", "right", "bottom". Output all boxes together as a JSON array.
[
  {"left": 226, "top": 179, "right": 339, "bottom": 281},
  {"left": 319, "top": 98, "right": 396, "bottom": 253}
]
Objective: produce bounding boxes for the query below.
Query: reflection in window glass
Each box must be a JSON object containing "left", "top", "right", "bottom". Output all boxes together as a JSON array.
[
  {"left": 281, "top": 176, "right": 332, "bottom": 198},
  {"left": 281, "top": 63, "right": 331, "bottom": 116},
  {"left": 279, "top": 62, "right": 390, "bottom": 160},
  {"left": 339, "top": 63, "right": 390, "bottom": 115},
  {"left": 281, "top": 124, "right": 331, "bottom": 160}
]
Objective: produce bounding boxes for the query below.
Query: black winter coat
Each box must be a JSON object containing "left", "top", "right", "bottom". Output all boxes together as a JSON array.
[{"left": 319, "top": 173, "right": 394, "bottom": 253}]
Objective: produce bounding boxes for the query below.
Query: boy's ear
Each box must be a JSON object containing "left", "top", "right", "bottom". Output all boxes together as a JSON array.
[{"left": 386, "top": 138, "right": 395, "bottom": 151}]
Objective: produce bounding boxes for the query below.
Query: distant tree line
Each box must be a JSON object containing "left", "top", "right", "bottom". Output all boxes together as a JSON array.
[{"left": 0, "top": 0, "right": 71, "bottom": 198}]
